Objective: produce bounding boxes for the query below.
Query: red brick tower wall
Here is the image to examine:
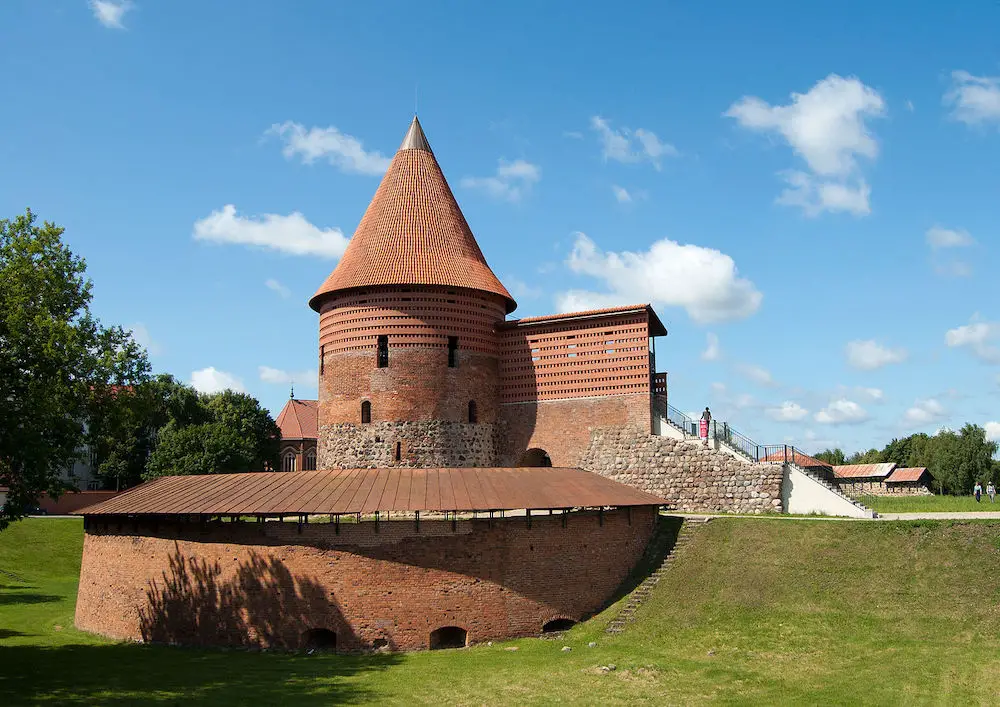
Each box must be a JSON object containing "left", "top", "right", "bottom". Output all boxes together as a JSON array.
[
  {"left": 317, "top": 285, "right": 507, "bottom": 468},
  {"left": 499, "top": 311, "right": 654, "bottom": 467},
  {"left": 75, "top": 507, "right": 658, "bottom": 651}
]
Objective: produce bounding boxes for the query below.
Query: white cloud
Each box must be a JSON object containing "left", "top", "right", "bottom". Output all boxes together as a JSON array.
[
  {"left": 815, "top": 399, "right": 869, "bottom": 425},
  {"left": 266, "top": 121, "right": 391, "bottom": 175},
  {"left": 776, "top": 171, "right": 871, "bottom": 217},
  {"left": 845, "top": 340, "right": 908, "bottom": 370},
  {"left": 701, "top": 333, "right": 721, "bottom": 362},
  {"left": 591, "top": 116, "right": 677, "bottom": 169},
  {"left": 945, "top": 71, "right": 1000, "bottom": 126},
  {"left": 767, "top": 401, "right": 810, "bottom": 422},
  {"left": 926, "top": 226, "right": 974, "bottom": 278},
  {"left": 926, "top": 225, "right": 974, "bottom": 249},
  {"left": 265, "top": 279, "right": 291, "bottom": 298},
  {"left": 945, "top": 318, "right": 1000, "bottom": 364},
  {"left": 258, "top": 366, "right": 318, "bottom": 386},
  {"left": 191, "top": 367, "right": 245, "bottom": 394},
  {"left": 90, "top": 0, "right": 132, "bottom": 29},
  {"left": 726, "top": 74, "right": 886, "bottom": 216},
  {"left": 128, "top": 323, "right": 162, "bottom": 356},
  {"left": 736, "top": 363, "right": 775, "bottom": 387},
  {"left": 857, "top": 387, "right": 884, "bottom": 402},
  {"left": 903, "top": 398, "right": 947, "bottom": 426},
  {"left": 193, "top": 204, "right": 348, "bottom": 259},
  {"left": 986, "top": 421, "right": 1000, "bottom": 442},
  {"left": 460, "top": 159, "right": 540, "bottom": 202},
  {"left": 556, "top": 232, "right": 762, "bottom": 324},
  {"left": 612, "top": 185, "right": 632, "bottom": 203}
]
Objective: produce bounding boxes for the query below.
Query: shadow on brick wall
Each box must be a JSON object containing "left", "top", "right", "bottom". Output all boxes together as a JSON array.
[{"left": 139, "top": 544, "right": 387, "bottom": 652}]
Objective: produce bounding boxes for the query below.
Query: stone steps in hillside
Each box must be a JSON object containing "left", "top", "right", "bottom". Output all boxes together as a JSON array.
[{"left": 605, "top": 519, "right": 709, "bottom": 635}]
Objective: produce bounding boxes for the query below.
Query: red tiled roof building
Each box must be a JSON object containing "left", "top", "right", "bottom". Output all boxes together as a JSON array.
[{"left": 311, "top": 116, "right": 667, "bottom": 470}]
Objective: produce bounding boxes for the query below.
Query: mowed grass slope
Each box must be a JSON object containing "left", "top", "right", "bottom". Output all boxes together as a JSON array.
[{"left": 3, "top": 518, "right": 1000, "bottom": 705}]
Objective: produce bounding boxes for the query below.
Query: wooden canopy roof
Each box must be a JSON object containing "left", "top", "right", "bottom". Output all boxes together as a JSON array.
[{"left": 76, "top": 467, "right": 665, "bottom": 517}]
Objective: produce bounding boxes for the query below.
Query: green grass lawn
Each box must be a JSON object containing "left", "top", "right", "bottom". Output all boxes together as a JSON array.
[
  {"left": 860, "top": 493, "right": 1000, "bottom": 513},
  {"left": 4, "top": 517, "right": 1000, "bottom": 705}
]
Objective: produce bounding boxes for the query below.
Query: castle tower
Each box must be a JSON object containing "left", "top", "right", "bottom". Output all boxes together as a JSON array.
[{"left": 310, "top": 116, "right": 515, "bottom": 468}]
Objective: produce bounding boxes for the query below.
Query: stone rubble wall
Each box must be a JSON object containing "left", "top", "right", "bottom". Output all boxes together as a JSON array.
[
  {"left": 579, "top": 427, "right": 784, "bottom": 514},
  {"left": 318, "top": 421, "right": 504, "bottom": 469},
  {"left": 834, "top": 479, "right": 933, "bottom": 497}
]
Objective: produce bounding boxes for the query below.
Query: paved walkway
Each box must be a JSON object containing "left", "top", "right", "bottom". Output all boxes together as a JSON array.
[
  {"left": 876, "top": 512, "right": 1000, "bottom": 520},
  {"left": 673, "top": 511, "right": 1000, "bottom": 522}
]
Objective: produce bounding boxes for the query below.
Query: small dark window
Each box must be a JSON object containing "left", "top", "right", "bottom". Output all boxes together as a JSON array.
[
  {"left": 395, "top": 442, "right": 402, "bottom": 462},
  {"left": 468, "top": 400, "right": 477, "bottom": 424},
  {"left": 320, "top": 344, "right": 325, "bottom": 376},
  {"left": 304, "top": 450, "right": 317, "bottom": 471},
  {"left": 447, "top": 336, "right": 458, "bottom": 368},
  {"left": 377, "top": 335, "right": 388, "bottom": 368},
  {"left": 361, "top": 401, "right": 371, "bottom": 424}
]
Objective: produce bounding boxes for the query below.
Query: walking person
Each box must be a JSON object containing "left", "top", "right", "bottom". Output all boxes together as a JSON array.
[
  {"left": 974, "top": 481, "right": 983, "bottom": 503},
  {"left": 988, "top": 482, "right": 997, "bottom": 503},
  {"left": 700, "top": 407, "right": 712, "bottom": 447}
]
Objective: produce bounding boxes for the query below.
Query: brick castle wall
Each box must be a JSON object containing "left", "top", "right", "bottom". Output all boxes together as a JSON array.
[
  {"left": 501, "top": 394, "right": 652, "bottom": 467},
  {"left": 580, "top": 428, "right": 784, "bottom": 514},
  {"left": 318, "top": 421, "right": 503, "bottom": 468},
  {"left": 75, "top": 508, "right": 657, "bottom": 651}
]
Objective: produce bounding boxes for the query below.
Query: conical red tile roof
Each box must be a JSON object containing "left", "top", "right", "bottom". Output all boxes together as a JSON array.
[
  {"left": 275, "top": 398, "right": 318, "bottom": 440},
  {"left": 309, "top": 116, "right": 516, "bottom": 313}
]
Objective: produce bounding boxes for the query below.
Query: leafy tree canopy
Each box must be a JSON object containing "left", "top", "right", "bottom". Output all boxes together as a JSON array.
[{"left": 0, "top": 209, "right": 149, "bottom": 528}]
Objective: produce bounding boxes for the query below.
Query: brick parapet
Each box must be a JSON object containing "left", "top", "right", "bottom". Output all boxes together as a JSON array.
[{"left": 74, "top": 508, "right": 658, "bottom": 652}]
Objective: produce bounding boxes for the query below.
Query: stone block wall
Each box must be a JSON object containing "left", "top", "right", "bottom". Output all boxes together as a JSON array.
[
  {"left": 579, "top": 428, "right": 784, "bottom": 514},
  {"left": 318, "top": 420, "right": 503, "bottom": 468},
  {"left": 75, "top": 507, "right": 658, "bottom": 651}
]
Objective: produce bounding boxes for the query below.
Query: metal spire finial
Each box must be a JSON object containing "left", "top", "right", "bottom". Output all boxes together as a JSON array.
[
  {"left": 399, "top": 115, "right": 432, "bottom": 153},
  {"left": 290, "top": 383, "right": 294, "bottom": 400}
]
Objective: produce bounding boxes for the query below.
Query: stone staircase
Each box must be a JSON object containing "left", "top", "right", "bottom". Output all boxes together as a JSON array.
[
  {"left": 605, "top": 517, "right": 709, "bottom": 634},
  {"left": 787, "top": 462, "right": 876, "bottom": 517}
]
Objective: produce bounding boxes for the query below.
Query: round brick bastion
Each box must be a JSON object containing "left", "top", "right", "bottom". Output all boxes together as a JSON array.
[{"left": 74, "top": 468, "right": 663, "bottom": 652}]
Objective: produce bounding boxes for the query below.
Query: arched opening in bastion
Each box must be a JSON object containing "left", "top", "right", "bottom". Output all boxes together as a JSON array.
[
  {"left": 542, "top": 618, "right": 577, "bottom": 633},
  {"left": 429, "top": 626, "right": 467, "bottom": 650},
  {"left": 517, "top": 448, "right": 553, "bottom": 467},
  {"left": 301, "top": 628, "right": 338, "bottom": 652}
]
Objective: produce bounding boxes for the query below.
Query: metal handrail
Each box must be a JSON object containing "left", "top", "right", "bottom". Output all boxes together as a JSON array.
[{"left": 666, "top": 404, "right": 698, "bottom": 437}]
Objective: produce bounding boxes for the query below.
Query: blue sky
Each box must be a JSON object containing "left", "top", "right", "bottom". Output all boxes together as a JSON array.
[{"left": 2, "top": 0, "right": 999, "bottom": 454}]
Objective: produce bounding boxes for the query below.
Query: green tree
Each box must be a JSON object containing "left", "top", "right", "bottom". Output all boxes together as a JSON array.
[
  {"left": 815, "top": 448, "right": 847, "bottom": 465},
  {"left": 203, "top": 390, "right": 280, "bottom": 471},
  {"left": 0, "top": 209, "right": 148, "bottom": 528},
  {"left": 145, "top": 421, "right": 257, "bottom": 478},
  {"left": 86, "top": 375, "right": 206, "bottom": 490},
  {"left": 847, "top": 448, "right": 883, "bottom": 465},
  {"left": 143, "top": 389, "right": 279, "bottom": 480}
]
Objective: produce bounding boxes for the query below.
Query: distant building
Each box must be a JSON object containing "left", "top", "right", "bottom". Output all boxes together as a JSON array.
[
  {"left": 833, "top": 463, "right": 933, "bottom": 496},
  {"left": 275, "top": 397, "right": 318, "bottom": 472}
]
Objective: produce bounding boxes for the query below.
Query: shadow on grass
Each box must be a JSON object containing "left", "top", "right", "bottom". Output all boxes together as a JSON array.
[
  {"left": 0, "top": 643, "right": 401, "bottom": 706},
  {"left": 0, "top": 592, "right": 62, "bottom": 606},
  {"left": 0, "top": 629, "right": 28, "bottom": 639}
]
